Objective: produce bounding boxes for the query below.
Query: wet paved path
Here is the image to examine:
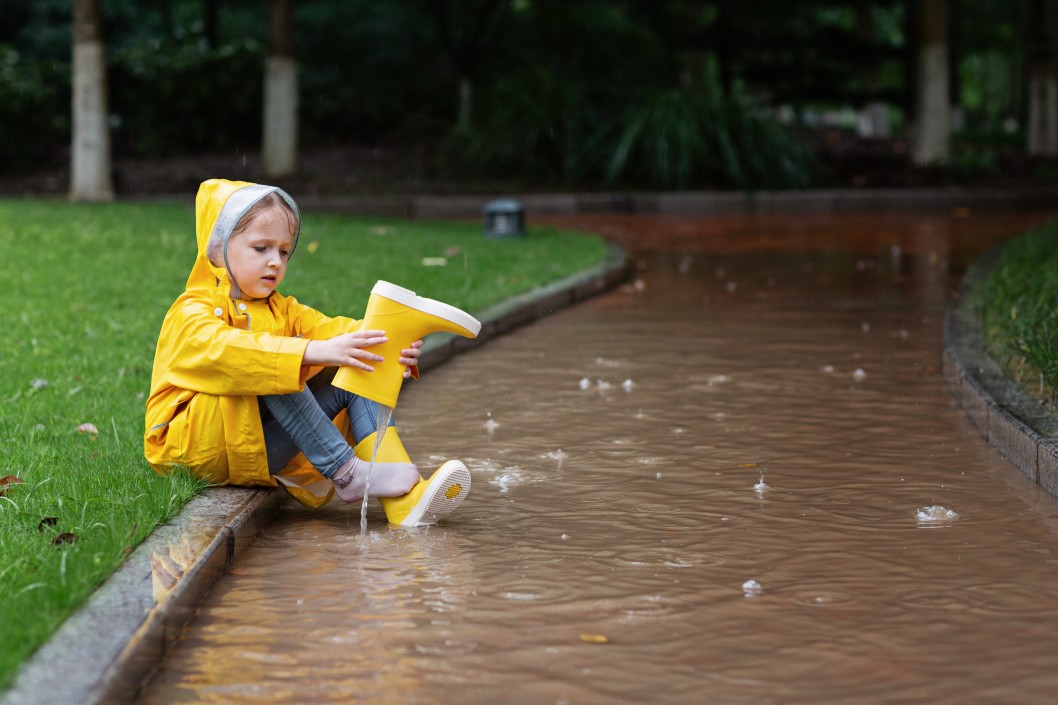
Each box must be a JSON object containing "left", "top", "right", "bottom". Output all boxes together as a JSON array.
[{"left": 140, "top": 210, "right": 1058, "bottom": 705}]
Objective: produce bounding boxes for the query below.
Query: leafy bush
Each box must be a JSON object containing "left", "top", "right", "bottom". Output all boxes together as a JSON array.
[
  {"left": 109, "top": 36, "right": 265, "bottom": 156},
  {"left": 455, "top": 71, "right": 821, "bottom": 191},
  {"left": 599, "top": 87, "right": 821, "bottom": 190},
  {"left": 0, "top": 45, "right": 70, "bottom": 170}
]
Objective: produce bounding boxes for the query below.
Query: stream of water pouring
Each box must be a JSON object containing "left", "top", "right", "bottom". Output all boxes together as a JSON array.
[{"left": 359, "top": 403, "right": 395, "bottom": 534}]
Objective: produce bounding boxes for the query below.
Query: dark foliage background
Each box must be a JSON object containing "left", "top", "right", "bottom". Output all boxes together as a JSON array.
[{"left": 0, "top": 0, "right": 1052, "bottom": 191}]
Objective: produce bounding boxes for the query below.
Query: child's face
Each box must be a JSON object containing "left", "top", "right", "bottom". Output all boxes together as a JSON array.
[{"left": 226, "top": 206, "right": 296, "bottom": 299}]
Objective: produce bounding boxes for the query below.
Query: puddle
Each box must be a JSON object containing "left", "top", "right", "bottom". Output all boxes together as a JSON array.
[{"left": 139, "top": 210, "right": 1058, "bottom": 705}]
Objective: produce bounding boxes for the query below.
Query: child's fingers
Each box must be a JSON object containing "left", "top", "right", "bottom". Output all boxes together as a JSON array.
[{"left": 348, "top": 348, "right": 383, "bottom": 363}]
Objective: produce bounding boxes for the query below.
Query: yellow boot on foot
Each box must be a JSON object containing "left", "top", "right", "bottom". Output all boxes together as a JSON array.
[{"left": 379, "top": 460, "right": 471, "bottom": 526}]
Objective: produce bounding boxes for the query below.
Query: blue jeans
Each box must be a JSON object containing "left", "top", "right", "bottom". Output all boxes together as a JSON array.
[{"left": 259, "top": 367, "right": 394, "bottom": 477}]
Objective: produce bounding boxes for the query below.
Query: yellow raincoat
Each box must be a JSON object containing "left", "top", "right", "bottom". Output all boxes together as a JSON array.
[{"left": 145, "top": 179, "right": 360, "bottom": 507}]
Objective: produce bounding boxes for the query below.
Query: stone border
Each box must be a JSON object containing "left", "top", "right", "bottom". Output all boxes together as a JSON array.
[
  {"left": 0, "top": 243, "right": 629, "bottom": 705},
  {"left": 943, "top": 247, "right": 1058, "bottom": 499},
  {"left": 293, "top": 186, "right": 1058, "bottom": 218}
]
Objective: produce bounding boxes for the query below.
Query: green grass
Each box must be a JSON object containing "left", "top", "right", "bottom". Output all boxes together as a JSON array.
[
  {"left": 0, "top": 198, "right": 608, "bottom": 689},
  {"left": 972, "top": 222, "right": 1058, "bottom": 403}
]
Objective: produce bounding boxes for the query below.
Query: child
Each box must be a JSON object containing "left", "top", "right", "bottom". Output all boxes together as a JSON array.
[{"left": 144, "top": 179, "right": 471, "bottom": 526}]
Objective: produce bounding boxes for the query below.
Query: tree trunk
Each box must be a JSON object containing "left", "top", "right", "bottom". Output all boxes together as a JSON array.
[
  {"left": 1028, "top": 0, "right": 1058, "bottom": 156},
  {"left": 70, "top": 0, "right": 114, "bottom": 202},
  {"left": 457, "top": 75, "right": 473, "bottom": 130},
  {"left": 203, "top": 0, "right": 219, "bottom": 49},
  {"left": 856, "top": 5, "right": 891, "bottom": 138},
  {"left": 912, "top": 0, "right": 950, "bottom": 166},
  {"left": 262, "top": 0, "right": 298, "bottom": 177}
]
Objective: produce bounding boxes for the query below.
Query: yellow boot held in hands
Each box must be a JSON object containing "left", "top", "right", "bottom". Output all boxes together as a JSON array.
[
  {"left": 354, "top": 427, "right": 471, "bottom": 526},
  {"left": 332, "top": 281, "right": 481, "bottom": 408}
]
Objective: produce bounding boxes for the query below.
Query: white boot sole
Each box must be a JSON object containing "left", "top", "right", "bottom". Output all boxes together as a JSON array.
[{"left": 400, "top": 460, "right": 471, "bottom": 526}]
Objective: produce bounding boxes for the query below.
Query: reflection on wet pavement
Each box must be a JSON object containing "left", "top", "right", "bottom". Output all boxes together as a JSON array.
[{"left": 140, "top": 210, "right": 1058, "bottom": 705}]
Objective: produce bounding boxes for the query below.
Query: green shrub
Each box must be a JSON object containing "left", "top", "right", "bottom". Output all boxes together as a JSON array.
[
  {"left": 109, "top": 36, "right": 264, "bottom": 156},
  {"left": 599, "top": 87, "right": 821, "bottom": 190},
  {"left": 455, "top": 71, "right": 821, "bottom": 191},
  {"left": 0, "top": 45, "right": 70, "bottom": 170}
]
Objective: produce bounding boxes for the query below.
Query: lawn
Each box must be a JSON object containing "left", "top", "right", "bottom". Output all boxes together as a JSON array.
[
  {"left": 0, "top": 198, "right": 608, "bottom": 689},
  {"left": 971, "top": 221, "right": 1058, "bottom": 406}
]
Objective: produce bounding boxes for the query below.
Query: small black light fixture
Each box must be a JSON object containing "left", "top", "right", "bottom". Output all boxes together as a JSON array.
[{"left": 483, "top": 198, "right": 526, "bottom": 238}]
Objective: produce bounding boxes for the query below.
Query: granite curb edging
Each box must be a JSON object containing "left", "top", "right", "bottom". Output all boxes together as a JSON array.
[
  {"left": 130, "top": 186, "right": 1058, "bottom": 218},
  {"left": 293, "top": 186, "right": 1058, "bottom": 217},
  {"left": 943, "top": 248, "right": 1058, "bottom": 500},
  {"left": 1, "top": 243, "right": 630, "bottom": 705}
]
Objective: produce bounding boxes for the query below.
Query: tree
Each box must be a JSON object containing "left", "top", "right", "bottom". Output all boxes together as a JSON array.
[
  {"left": 262, "top": 0, "right": 297, "bottom": 177},
  {"left": 70, "top": 0, "right": 114, "bottom": 201},
  {"left": 912, "top": 0, "right": 951, "bottom": 165},
  {"left": 1027, "top": 0, "right": 1058, "bottom": 155},
  {"left": 434, "top": 0, "right": 508, "bottom": 130}
]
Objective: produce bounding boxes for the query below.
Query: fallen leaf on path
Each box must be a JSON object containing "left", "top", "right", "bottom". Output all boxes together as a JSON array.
[{"left": 578, "top": 634, "right": 610, "bottom": 644}]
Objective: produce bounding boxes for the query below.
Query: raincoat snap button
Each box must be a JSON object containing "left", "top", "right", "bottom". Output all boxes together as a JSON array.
[
  {"left": 239, "top": 303, "right": 248, "bottom": 311},
  {"left": 213, "top": 307, "right": 223, "bottom": 317}
]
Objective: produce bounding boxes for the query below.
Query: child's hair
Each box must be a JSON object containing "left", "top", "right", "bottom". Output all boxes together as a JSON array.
[{"left": 207, "top": 192, "right": 298, "bottom": 266}]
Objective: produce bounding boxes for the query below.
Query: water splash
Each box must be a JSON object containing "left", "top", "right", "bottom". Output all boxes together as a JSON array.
[
  {"left": 360, "top": 403, "right": 394, "bottom": 534},
  {"left": 917, "top": 505, "right": 959, "bottom": 525},
  {"left": 484, "top": 411, "right": 500, "bottom": 434},
  {"left": 742, "top": 579, "right": 762, "bottom": 597},
  {"left": 753, "top": 474, "right": 770, "bottom": 496},
  {"left": 543, "top": 449, "right": 566, "bottom": 469}
]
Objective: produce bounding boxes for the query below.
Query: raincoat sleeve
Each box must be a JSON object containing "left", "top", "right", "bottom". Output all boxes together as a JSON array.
[
  {"left": 282, "top": 295, "right": 360, "bottom": 340},
  {"left": 163, "top": 300, "right": 311, "bottom": 396}
]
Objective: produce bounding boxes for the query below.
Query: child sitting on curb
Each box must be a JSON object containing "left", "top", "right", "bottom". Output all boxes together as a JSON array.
[{"left": 144, "top": 178, "right": 470, "bottom": 526}]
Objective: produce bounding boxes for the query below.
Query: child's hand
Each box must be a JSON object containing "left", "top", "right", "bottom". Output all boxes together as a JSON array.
[
  {"left": 303, "top": 330, "right": 388, "bottom": 371},
  {"left": 399, "top": 340, "right": 424, "bottom": 379}
]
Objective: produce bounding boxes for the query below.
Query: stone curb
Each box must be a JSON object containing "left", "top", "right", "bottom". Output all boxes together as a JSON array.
[
  {"left": 301, "top": 187, "right": 1058, "bottom": 217},
  {"left": 1, "top": 244, "right": 630, "bottom": 705},
  {"left": 135, "top": 186, "right": 1058, "bottom": 218},
  {"left": 943, "top": 247, "right": 1058, "bottom": 500}
]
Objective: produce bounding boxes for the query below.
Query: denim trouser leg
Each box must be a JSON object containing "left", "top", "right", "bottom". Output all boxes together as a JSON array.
[{"left": 260, "top": 368, "right": 395, "bottom": 477}]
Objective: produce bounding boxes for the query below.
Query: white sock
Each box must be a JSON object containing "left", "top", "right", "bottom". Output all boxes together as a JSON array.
[{"left": 331, "top": 455, "right": 419, "bottom": 503}]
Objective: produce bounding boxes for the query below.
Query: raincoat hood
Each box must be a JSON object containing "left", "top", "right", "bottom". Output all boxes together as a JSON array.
[{"left": 192, "top": 179, "right": 301, "bottom": 299}]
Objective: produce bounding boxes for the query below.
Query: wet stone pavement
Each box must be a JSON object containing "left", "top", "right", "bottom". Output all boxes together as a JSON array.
[{"left": 139, "top": 210, "right": 1058, "bottom": 705}]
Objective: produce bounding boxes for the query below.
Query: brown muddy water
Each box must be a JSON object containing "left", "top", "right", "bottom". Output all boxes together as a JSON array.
[{"left": 140, "top": 210, "right": 1058, "bottom": 705}]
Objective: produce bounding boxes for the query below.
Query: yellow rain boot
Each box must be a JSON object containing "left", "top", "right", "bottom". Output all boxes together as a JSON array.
[
  {"left": 356, "top": 427, "right": 471, "bottom": 526},
  {"left": 332, "top": 281, "right": 481, "bottom": 408},
  {"left": 379, "top": 461, "right": 471, "bottom": 527}
]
